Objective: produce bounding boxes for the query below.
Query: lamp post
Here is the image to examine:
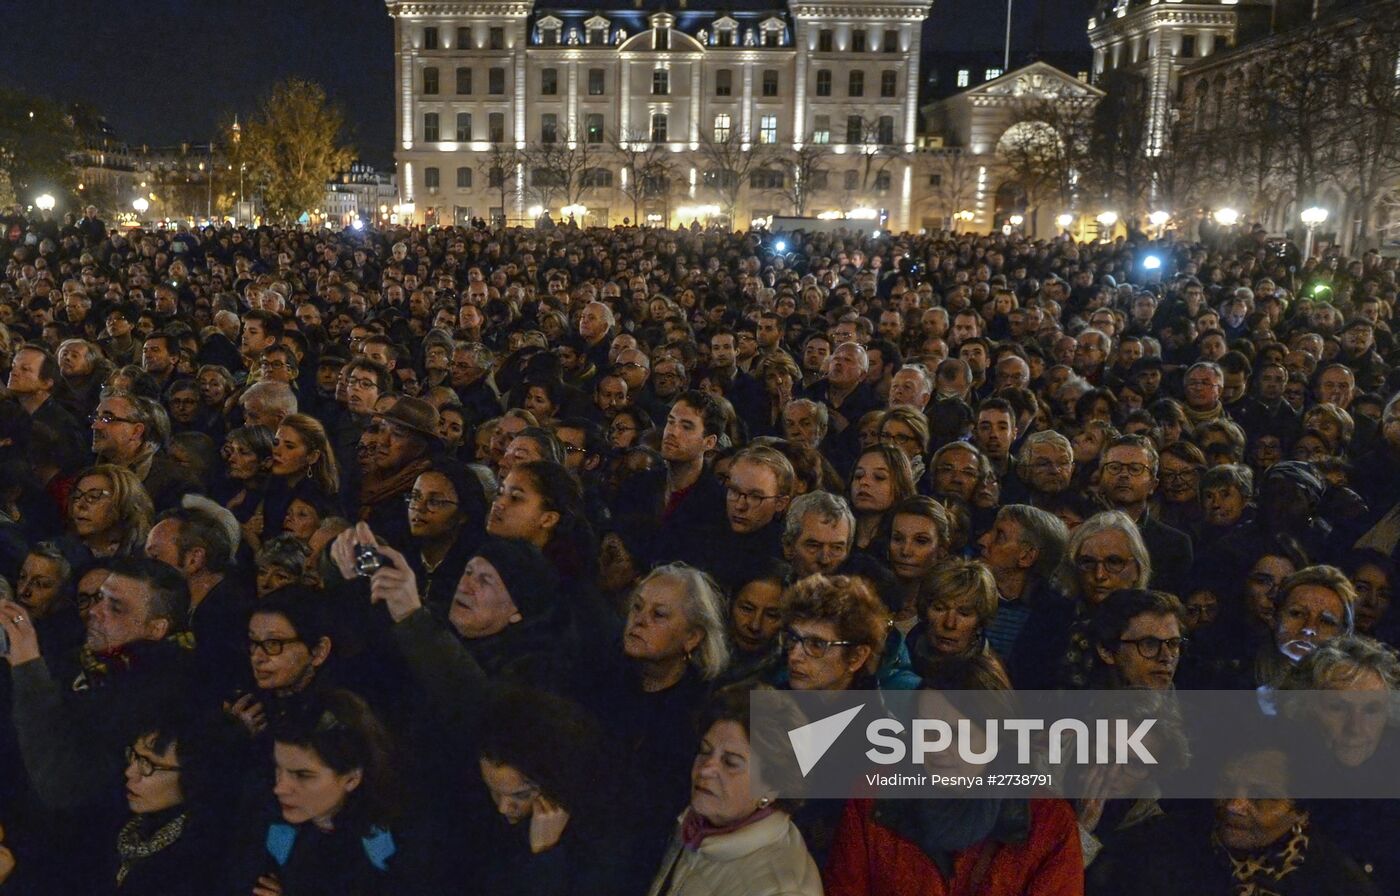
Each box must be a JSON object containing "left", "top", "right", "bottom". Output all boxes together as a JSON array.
[
  {"left": 1213, "top": 207, "right": 1239, "bottom": 227},
  {"left": 133, "top": 197, "right": 149, "bottom": 217},
  {"left": 1096, "top": 211, "right": 1118, "bottom": 240},
  {"left": 1056, "top": 213, "right": 1074, "bottom": 235},
  {"left": 34, "top": 194, "right": 55, "bottom": 213},
  {"left": 1301, "top": 206, "right": 1328, "bottom": 260}
]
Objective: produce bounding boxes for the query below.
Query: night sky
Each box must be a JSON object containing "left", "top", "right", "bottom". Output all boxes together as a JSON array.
[{"left": 1, "top": 0, "right": 1090, "bottom": 167}]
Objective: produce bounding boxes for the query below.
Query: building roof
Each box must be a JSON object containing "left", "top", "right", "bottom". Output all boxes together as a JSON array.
[{"left": 920, "top": 49, "right": 1092, "bottom": 104}]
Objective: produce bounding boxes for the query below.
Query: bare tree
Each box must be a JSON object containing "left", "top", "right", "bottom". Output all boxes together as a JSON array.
[
  {"left": 1084, "top": 70, "right": 1153, "bottom": 222},
  {"left": 612, "top": 128, "right": 675, "bottom": 225},
  {"left": 695, "top": 128, "right": 779, "bottom": 227},
  {"left": 922, "top": 149, "right": 978, "bottom": 225},
  {"left": 523, "top": 139, "right": 605, "bottom": 213},
  {"left": 843, "top": 114, "right": 907, "bottom": 209},
  {"left": 996, "top": 97, "right": 1094, "bottom": 222},
  {"left": 775, "top": 140, "right": 833, "bottom": 216},
  {"left": 479, "top": 142, "right": 524, "bottom": 226}
]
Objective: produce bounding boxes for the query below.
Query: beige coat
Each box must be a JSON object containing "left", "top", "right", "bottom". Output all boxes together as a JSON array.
[{"left": 646, "top": 810, "right": 824, "bottom": 896}]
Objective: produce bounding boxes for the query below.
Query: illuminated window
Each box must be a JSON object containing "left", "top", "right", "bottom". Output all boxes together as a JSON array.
[{"left": 956, "top": 69, "right": 969, "bottom": 87}]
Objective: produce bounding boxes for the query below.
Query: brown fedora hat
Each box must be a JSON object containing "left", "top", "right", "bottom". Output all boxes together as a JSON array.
[{"left": 372, "top": 396, "right": 442, "bottom": 443}]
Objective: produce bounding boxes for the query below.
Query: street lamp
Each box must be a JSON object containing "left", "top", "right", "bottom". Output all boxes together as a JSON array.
[
  {"left": 133, "top": 197, "right": 149, "bottom": 216},
  {"left": 1301, "top": 206, "right": 1328, "bottom": 259},
  {"left": 1213, "top": 207, "right": 1240, "bottom": 227},
  {"left": 1149, "top": 210, "right": 1171, "bottom": 228},
  {"left": 1009, "top": 214, "right": 1024, "bottom": 228},
  {"left": 34, "top": 194, "right": 54, "bottom": 212},
  {"left": 1056, "top": 213, "right": 1074, "bottom": 230}
]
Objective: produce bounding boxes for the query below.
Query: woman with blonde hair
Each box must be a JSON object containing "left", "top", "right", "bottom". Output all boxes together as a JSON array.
[
  {"left": 63, "top": 465, "right": 153, "bottom": 561},
  {"left": 245, "top": 414, "right": 341, "bottom": 549}
]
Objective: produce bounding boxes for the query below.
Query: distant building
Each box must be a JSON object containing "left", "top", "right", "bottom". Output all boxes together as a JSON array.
[
  {"left": 385, "top": 0, "right": 933, "bottom": 230},
  {"left": 324, "top": 163, "right": 398, "bottom": 228}
]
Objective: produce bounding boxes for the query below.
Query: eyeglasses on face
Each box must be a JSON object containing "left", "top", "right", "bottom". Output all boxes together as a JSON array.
[
  {"left": 70, "top": 488, "right": 114, "bottom": 506},
  {"left": 1075, "top": 554, "right": 1133, "bottom": 575},
  {"left": 248, "top": 636, "right": 303, "bottom": 657},
  {"left": 1116, "top": 636, "right": 1188, "bottom": 659},
  {"left": 1102, "top": 461, "right": 1151, "bottom": 478},
  {"left": 779, "top": 628, "right": 855, "bottom": 659},
  {"left": 404, "top": 491, "right": 459, "bottom": 511},
  {"left": 726, "top": 485, "right": 779, "bottom": 506},
  {"left": 89, "top": 412, "right": 138, "bottom": 426},
  {"left": 125, "top": 745, "right": 181, "bottom": 777}
]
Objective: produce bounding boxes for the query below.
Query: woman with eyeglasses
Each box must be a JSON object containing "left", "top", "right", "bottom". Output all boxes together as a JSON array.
[
  {"left": 777, "top": 574, "right": 890, "bottom": 693},
  {"left": 226, "top": 592, "right": 335, "bottom": 742},
  {"left": 247, "top": 414, "right": 341, "bottom": 551},
  {"left": 400, "top": 459, "right": 489, "bottom": 619},
  {"left": 229, "top": 690, "right": 418, "bottom": 896},
  {"left": 1153, "top": 441, "right": 1206, "bottom": 537},
  {"left": 1052, "top": 511, "right": 1152, "bottom": 689},
  {"left": 608, "top": 407, "right": 653, "bottom": 451},
  {"left": 878, "top": 407, "right": 930, "bottom": 484},
  {"left": 101, "top": 707, "right": 246, "bottom": 895},
  {"left": 60, "top": 465, "right": 153, "bottom": 564},
  {"left": 848, "top": 445, "right": 916, "bottom": 553}
]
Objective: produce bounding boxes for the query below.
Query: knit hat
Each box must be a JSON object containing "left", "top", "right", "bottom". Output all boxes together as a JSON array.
[
  {"left": 1262, "top": 461, "right": 1325, "bottom": 503},
  {"left": 472, "top": 537, "right": 558, "bottom": 619}
]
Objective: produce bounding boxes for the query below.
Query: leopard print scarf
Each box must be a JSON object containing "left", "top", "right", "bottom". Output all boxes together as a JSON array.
[{"left": 1214, "top": 819, "right": 1309, "bottom": 896}]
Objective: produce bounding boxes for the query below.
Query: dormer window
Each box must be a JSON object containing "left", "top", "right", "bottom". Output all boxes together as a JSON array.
[
  {"left": 655, "top": 28, "right": 669, "bottom": 51},
  {"left": 714, "top": 17, "right": 737, "bottom": 47},
  {"left": 538, "top": 17, "right": 562, "bottom": 46},
  {"left": 585, "top": 16, "right": 610, "bottom": 45},
  {"left": 760, "top": 18, "right": 784, "bottom": 48}
]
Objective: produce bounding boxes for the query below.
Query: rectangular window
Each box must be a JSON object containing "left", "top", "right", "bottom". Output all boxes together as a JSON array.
[
  {"left": 651, "top": 113, "right": 667, "bottom": 143},
  {"left": 456, "top": 67, "right": 472, "bottom": 94},
  {"left": 456, "top": 113, "right": 473, "bottom": 141},
  {"left": 877, "top": 115, "right": 894, "bottom": 145},
  {"left": 750, "top": 169, "right": 784, "bottom": 189},
  {"left": 1180, "top": 35, "right": 1196, "bottom": 57},
  {"left": 653, "top": 69, "right": 669, "bottom": 95},
  {"left": 763, "top": 29, "right": 780, "bottom": 48},
  {"left": 759, "top": 115, "right": 777, "bottom": 144},
  {"left": 422, "top": 67, "right": 439, "bottom": 94},
  {"left": 424, "top": 27, "right": 439, "bottom": 50},
  {"left": 588, "top": 68, "right": 605, "bottom": 95},
  {"left": 810, "top": 170, "right": 828, "bottom": 190},
  {"left": 852, "top": 30, "right": 866, "bottom": 52},
  {"left": 849, "top": 71, "right": 864, "bottom": 97},
  {"left": 818, "top": 29, "right": 833, "bottom": 52},
  {"left": 846, "top": 115, "right": 862, "bottom": 144},
  {"left": 586, "top": 113, "right": 605, "bottom": 143},
  {"left": 425, "top": 166, "right": 440, "bottom": 190},
  {"left": 985, "top": 68, "right": 1002, "bottom": 81},
  {"left": 762, "top": 70, "right": 779, "bottom": 97},
  {"left": 456, "top": 167, "right": 473, "bottom": 188},
  {"left": 844, "top": 170, "right": 858, "bottom": 191},
  {"left": 489, "top": 27, "right": 504, "bottom": 50},
  {"left": 489, "top": 67, "right": 505, "bottom": 94},
  {"left": 541, "top": 114, "right": 558, "bottom": 144},
  {"left": 489, "top": 112, "right": 505, "bottom": 143},
  {"left": 883, "top": 29, "right": 898, "bottom": 52},
  {"left": 956, "top": 69, "right": 969, "bottom": 88},
  {"left": 582, "top": 167, "right": 613, "bottom": 188},
  {"left": 881, "top": 70, "right": 897, "bottom": 98},
  {"left": 489, "top": 166, "right": 505, "bottom": 187},
  {"left": 423, "top": 113, "right": 440, "bottom": 142},
  {"left": 589, "top": 27, "right": 606, "bottom": 45},
  {"left": 717, "top": 29, "right": 733, "bottom": 47},
  {"left": 815, "top": 69, "right": 831, "bottom": 97},
  {"left": 655, "top": 29, "right": 669, "bottom": 50},
  {"left": 540, "top": 27, "right": 558, "bottom": 46},
  {"left": 714, "top": 112, "right": 731, "bottom": 143},
  {"left": 875, "top": 170, "right": 891, "bottom": 192},
  {"left": 457, "top": 26, "right": 472, "bottom": 49},
  {"left": 716, "top": 69, "right": 733, "bottom": 96},
  {"left": 542, "top": 68, "right": 558, "bottom": 95},
  {"left": 928, "top": 173, "right": 943, "bottom": 187},
  {"left": 812, "top": 115, "right": 830, "bottom": 144}
]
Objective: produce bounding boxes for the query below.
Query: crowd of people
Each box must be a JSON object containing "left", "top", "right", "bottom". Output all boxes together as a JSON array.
[{"left": 0, "top": 203, "right": 1396, "bottom": 894}]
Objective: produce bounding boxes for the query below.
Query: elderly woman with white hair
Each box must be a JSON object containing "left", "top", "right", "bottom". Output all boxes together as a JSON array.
[
  {"left": 1052, "top": 510, "right": 1152, "bottom": 689},
  {"left": 578, "top": 563, "right": 733, "bottom": 873}
]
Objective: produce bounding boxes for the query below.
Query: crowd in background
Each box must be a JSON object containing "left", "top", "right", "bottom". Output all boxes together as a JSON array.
[{"left": 0, "top": 203, "right": 1395, "bottom": 894}]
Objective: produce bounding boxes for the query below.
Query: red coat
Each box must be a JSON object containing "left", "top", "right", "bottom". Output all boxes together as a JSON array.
[{"left": 824, "top": 798, "right": 1084, "bottom": 896}]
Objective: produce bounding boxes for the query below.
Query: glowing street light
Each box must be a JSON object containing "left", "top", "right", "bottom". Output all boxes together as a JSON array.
[
  {"left": 132, "top": 197, "right": 150, "bottom": 215},
  {"left": 1213, "top": 207, "right": 1240, "bottom": 227},
  {"left": 1301, "top": 206, "right": 1328, "bottom": 259},
  {"left": 34, "top": 194, "right": 55, "bottom": 212},
  {"left": 1009, "top": 214, "right": 1024, "bottom": 227},
  {"left": 1056, "top": 213, "right": 1074, "bottom": 230},
  {"left": 1096, "top": 212, "right": 1118, "bottom": 235},
  {"left": 1149, "top": 210, "right": 1171, "bottom": 228},
  {"left": 561, "top": 204, "right": 588, "bottom": 220}
]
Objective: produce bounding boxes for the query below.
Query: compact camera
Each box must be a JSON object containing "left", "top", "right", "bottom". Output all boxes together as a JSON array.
[{"left": 354, "top": 543, "right": 387, "bottom": 577}]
